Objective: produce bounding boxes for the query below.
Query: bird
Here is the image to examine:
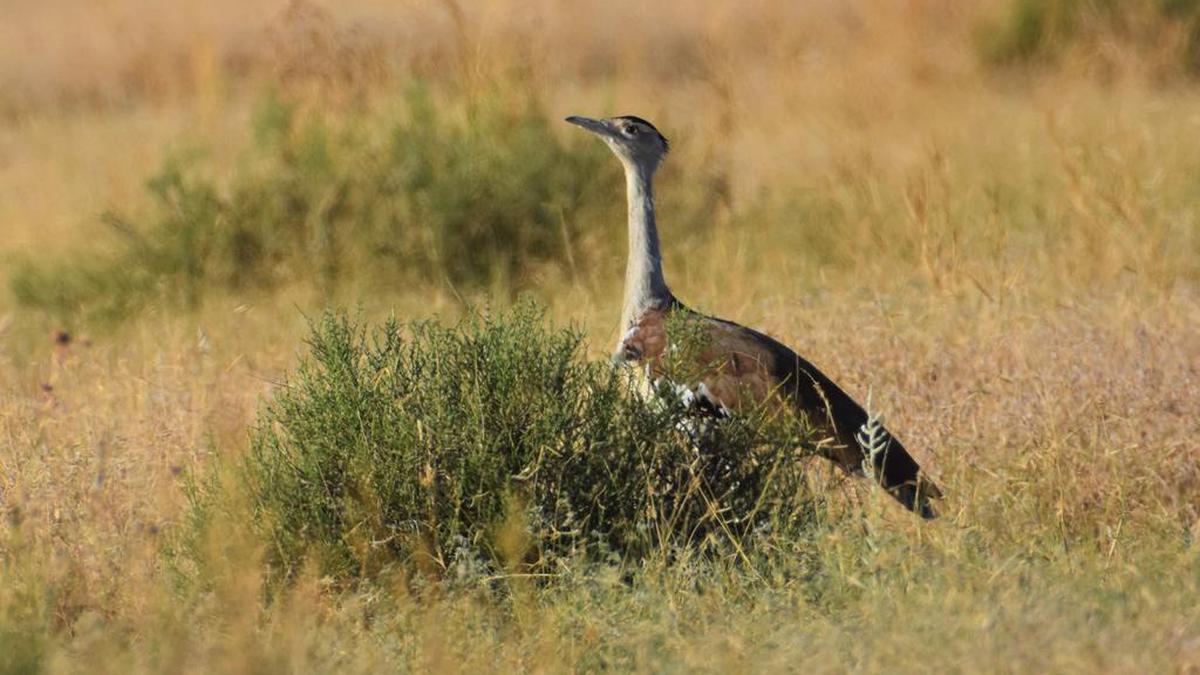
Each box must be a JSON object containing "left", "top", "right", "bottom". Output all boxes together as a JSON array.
[{"left": 565, "top": 114, "right": 942, "bottom": 518}]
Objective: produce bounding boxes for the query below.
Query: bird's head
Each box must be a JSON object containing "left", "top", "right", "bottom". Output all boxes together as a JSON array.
[{"left": 565, "top": 115, "right": 669, "bottom": 173}]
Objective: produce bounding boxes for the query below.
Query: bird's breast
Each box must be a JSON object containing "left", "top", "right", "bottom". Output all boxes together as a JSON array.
[{"left": 615, "top": 307, "right": 671, "bottom": 366}]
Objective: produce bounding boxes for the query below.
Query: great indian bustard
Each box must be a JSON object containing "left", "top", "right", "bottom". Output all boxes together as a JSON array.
[{"left": 566, "top": 114, "right": 942, "bottom": 518}]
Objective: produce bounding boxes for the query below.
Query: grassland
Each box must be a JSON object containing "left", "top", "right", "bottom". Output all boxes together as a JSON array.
[{"left": 1, "top": 1, "right": 1199, "bottom": 672}]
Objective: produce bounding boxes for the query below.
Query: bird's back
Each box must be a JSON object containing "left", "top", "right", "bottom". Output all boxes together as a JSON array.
[{"left": 618, "top": 302, "right": 941, "bottom": 516}]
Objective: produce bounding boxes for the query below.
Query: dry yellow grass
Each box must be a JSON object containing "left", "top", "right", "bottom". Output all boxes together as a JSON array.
[{"left": 1, "top": 1, "right": 1199, "bottom": 672}]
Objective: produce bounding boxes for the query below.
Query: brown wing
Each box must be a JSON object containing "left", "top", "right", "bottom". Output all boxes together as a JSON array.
[{"left": 618, "top": 303, "right": 941, "bottom": 517}]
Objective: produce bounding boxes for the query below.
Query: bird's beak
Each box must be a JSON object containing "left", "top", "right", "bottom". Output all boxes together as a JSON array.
[{"left": 565, "top": 115, "right": 613, "bottom": 138}]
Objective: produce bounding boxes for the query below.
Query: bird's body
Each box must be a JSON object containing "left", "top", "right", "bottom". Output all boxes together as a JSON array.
[{"left": 567, "top": 114, "right": 941, "bottom": 517}]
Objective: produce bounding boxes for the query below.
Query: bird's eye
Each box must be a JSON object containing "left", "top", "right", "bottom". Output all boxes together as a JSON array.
[{"left": 625, "top": 125, "right": 639, "bottom": 136}]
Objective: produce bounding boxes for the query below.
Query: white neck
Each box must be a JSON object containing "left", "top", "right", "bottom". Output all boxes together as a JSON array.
[{"left": 619, "top": 161, "right": 672, "bottom": 331}]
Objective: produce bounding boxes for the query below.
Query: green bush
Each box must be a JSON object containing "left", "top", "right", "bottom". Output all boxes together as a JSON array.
[
  {"left": 979, "top": 0, "right": 1200, "bottom": 72},
  {"left": 10, "top": 87, "right": 623, "bottom": 323},
  {"left": 182, "top": 304, "right": 822, "bottom": 586}
]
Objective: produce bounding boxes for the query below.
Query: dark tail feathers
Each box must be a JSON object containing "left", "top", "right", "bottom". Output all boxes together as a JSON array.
[{"left": 857, "top": 419, "right": 942, "bottom": 519}]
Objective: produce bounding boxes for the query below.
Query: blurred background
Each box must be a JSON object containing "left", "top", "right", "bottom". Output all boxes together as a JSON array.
[
  {"left": 1, "top": 1, "right": 1199, "bottom": 671},
  {"left": 4, "top": 0, "right": 1200, "bottom": 327}
]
